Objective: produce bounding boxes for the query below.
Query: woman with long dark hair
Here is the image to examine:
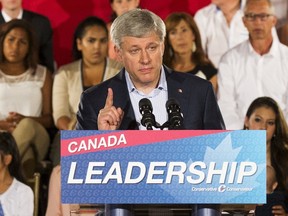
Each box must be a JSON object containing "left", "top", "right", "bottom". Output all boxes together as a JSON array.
[{"left": 244, "top": 97, "right": 288, "bottom": 215}]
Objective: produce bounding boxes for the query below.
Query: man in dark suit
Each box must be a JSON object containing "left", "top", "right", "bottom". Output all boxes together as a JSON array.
[
  {"left": 0, "top": 0, "right": 54, "bottom": 72},
  {"left": 76, "top": 8, "right": 225, "bottom": 216}
]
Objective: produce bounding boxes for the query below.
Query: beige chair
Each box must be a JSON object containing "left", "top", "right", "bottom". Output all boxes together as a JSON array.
[{"left": 26, "top": 172, "right": 41, "bottom": 216}]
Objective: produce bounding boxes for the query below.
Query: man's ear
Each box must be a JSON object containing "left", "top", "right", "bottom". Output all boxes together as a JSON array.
[
  {"left": 4, "top": 154, "right": 12, "bottom": 166},
  {"left": 114, "top": 46, "right": 122, "bottom": 62},
  {"left": 161, "top": 42, "right": 165, "bottom": 56},
  {"left": 271, "top": 16, "right": 277, "bottom": 27}
]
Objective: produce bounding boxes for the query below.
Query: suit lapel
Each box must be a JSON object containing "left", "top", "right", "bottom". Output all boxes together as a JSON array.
[
  {"left": 108, "top": 69, "right": 138, "bottom": 129},
  {"left": 0, "top": 13, "right": 6, "bottom": 23},
  {"left": 22, "top": 10, "right": 31, "bottom": 20},
  {"left": 165, "top": 66, "right": 189, "bottom": 120}
]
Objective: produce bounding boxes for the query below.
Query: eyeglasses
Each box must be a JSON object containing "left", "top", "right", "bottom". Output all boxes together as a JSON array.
[{"left": 244, "top": 13, "right": 273, "bottom": 21}]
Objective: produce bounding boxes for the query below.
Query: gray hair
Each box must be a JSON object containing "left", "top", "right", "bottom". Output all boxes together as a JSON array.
[
  {"left": 110, "top": 9, "right": 166, "bottom": 48},
  {"left": 244, "top": 0, "right": 275, "bottom": 14}
]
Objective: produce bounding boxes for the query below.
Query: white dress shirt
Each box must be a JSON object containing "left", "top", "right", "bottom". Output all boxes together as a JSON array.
[
  {"left": 194, "top": 2, "right": 249, "bottom": 68},
  {"left": 125, "top": 66, "right": 168, "bottom": 130},
  {"left": 217, "top": 39, "right": 288, "bottom": 129},
  {"left": 1, "top": 9, "right": 23, "bottom": 21},
  {"left": 0, "top": 178, "right": 34, "bottom": 216}
]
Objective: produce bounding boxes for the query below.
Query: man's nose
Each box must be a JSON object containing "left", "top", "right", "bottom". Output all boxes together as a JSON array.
[{"left": 139, "top": 50, "right": 151, "bottom": 64}]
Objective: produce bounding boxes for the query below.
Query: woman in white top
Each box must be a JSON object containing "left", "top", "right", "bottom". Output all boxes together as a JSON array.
[
  {"left": 0, "top": 132, "right": 34, "bottom": 216},
  {"left": 50, "top": 16, "right": 122, "bottom": 167},
  {"left": 0, "top": 19, "right": 53, "bottom": 179}
]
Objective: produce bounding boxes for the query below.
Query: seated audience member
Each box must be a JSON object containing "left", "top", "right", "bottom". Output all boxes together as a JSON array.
[
  {"left": 0, "top": 0, "right": 54, "bottom": 72},
  {"left": 194, "top": 0, "right": 248, "bottom": 67},
  {"left": 0, "top": 19, "right": 53, "bottom": 179},
  {"left": 107, "top": 0, "right": 140, "bottom": 60},
  {"left": 255, "top": 165, "right": 287, "bottom": 216},
  {"left": 163, "top": 12, "right": 217, "bottom": 92},
  {"left": 244, "top": 97, "right": 288, "bottom": 216},
  {"left": 50, "top": 16, "right": 122, "bottom": 166},
  {"left": 46, "top": 165, "right": 80, "bottom": 216},
  {"left": 217, "top": 0, "right": 288, "bottom": 129},
  {"left": 0, "top": 132, "right": 34, "bottom": 215}
]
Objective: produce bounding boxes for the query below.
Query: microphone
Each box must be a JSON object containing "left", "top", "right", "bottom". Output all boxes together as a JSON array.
[
  {"left": 139, "top": 98, "right": 156, "bottom": 130},
  {"left": 166, "top": 98, "right": 184, "bottom": 129}
]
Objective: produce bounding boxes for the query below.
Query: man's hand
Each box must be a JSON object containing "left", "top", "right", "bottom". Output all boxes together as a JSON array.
[{"left": 97, "top": 88, "right": 124, "bottom": 130}]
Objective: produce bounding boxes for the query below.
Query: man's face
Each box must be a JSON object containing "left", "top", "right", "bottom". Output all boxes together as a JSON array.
[
  {"left": 0, "top": 0, "right": 22, "bottom": 11},
  {"left": 243, "top": 0, "right": 276, "bottom": 40},
  {"left": 116, "top": 32, "right": 164, "bottom": 91}
]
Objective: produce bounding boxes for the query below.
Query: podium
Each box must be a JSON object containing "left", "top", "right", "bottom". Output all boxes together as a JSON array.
[
  {"left": 106, "top": 204, "right": 221, "bottom": 216},
  {"left": 61, "top": 130, "right": 266, "bottom": 216}
]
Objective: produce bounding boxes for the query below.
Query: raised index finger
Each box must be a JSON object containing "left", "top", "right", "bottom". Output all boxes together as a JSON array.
[{"left": 104, "top": 88, "right": 114, "bottom": 108}]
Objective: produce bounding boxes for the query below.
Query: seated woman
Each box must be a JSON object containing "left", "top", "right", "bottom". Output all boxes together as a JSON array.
[
  {"left": 0, "top": 132, "right": 34, "bottom": 215},
  {"left": 0, "top": 19, "right": 53, "bottom": 179},
  {"left": 163, "top": 12, "right": 217, "bottom": 92},
  {"left": 50, "top": 16, "right": 122, "bottom": 166},
  {"left": 244, "top": 97, "right": 288, "bottom": 216}
]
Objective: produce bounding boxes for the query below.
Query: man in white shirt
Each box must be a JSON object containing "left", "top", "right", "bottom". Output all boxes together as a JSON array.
[
  {"left": 194, "top": 0, "right": 249, "bottom": 68},
  {"left": 217, "top": 0, "right": 288, "bottom": 130}
]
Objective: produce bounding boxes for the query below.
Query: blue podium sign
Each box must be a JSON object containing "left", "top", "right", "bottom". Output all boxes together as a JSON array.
[{"left": 61, "top": 130, "right": 266, "bottom": 204}]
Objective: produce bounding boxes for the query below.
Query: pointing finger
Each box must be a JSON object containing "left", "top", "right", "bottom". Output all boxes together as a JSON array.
[{"left": 104, "top": 88, "right": 114, "bottom": 108}]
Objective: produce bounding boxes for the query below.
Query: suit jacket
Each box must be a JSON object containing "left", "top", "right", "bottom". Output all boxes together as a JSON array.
[
  {"left": 0, "top": 10, "right": 54, "bottom": 72},
  {"left": 76, "top": 66, "right": 225, "bottom": 130}
]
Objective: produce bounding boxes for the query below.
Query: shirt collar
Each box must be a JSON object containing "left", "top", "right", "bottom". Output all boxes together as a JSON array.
[
  {"left": 214, "top": 0, "right": 244, "bottom": 13},
  {"left": 125, "top": 65, "right": 167, "bottom": 94},
  {"left": 1, "top": 9, "right": 23, "bottom": 22},
  {"left": 248, "top": 38, "right": 279, "bottom": 57}
]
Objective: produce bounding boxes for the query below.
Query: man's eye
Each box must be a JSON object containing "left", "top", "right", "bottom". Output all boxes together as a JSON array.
[
  {"left": 130, "top": 49, "right": 139, "bottom": 54},
  {"left": 148, "top": 46, "right": 156, "bottom": 51}
]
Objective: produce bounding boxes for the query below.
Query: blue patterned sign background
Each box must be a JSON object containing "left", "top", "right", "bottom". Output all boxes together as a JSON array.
[{"left": 61, "top": 130, "right": 266, "bottom": 204}]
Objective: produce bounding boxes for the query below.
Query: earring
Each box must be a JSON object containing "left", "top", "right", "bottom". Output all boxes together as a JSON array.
[{"left": 192, "top": 41, "right": 196, "bottom": 53}]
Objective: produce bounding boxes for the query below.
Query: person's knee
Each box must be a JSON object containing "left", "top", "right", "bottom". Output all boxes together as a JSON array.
[{"left": 17, "top": 118, "right": 37, "bottom": 130}]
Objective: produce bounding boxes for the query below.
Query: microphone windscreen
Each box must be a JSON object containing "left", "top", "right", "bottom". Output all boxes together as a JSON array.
[
  {"left": 139, "top": 98, "right": 153, "bottom": 112},
  {"left": 166, "top": 98, "right": 180, "bottom": 109}
]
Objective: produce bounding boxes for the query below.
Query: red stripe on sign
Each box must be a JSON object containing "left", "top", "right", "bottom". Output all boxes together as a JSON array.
[{"left": 61, "top": 130, "right": 226, "bottom": 156}]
